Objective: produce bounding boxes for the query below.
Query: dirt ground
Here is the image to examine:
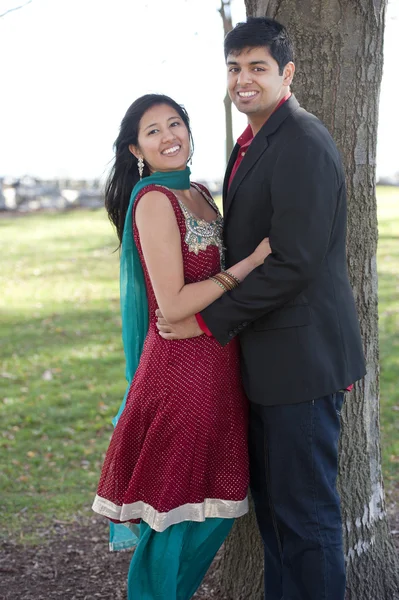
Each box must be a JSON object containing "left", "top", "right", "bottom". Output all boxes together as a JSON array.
[
  {"left": 1, "top": 497, "right": 397, "bottom": 600},
  {"left": 0, "top": 516, "right": 227, "bottom": 600}
]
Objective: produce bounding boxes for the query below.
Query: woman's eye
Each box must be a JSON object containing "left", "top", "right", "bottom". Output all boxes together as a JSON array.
[
  {"left": 171, "top": 121, "right": 181, "bottom": 127},
  {"left": 148, "top": 129, "right": 159, "bottom": 135}
]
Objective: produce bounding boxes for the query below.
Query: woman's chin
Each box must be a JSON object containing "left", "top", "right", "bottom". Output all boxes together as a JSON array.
[{"left": 156, "top": 160, "right": 189, "bottom": 172}]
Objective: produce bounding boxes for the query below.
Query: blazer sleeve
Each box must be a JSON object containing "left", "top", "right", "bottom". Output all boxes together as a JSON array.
[{"left": 200, "top": 134, "right": 343, "bottom": 346}]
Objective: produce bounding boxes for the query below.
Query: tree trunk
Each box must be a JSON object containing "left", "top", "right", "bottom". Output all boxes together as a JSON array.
[
  {"left": 219, "top": 1, "right": 235, "bottom": 164},
  {"left": 217, "top": 1, "right": 399, "bottom": 599},
  {"left": 224, "top": 90, "right": 234, "bottom": 167}
]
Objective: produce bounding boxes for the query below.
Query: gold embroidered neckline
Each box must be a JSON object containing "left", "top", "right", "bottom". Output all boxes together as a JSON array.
[
  {"left": 152, "top": 183, "right": 225, "bottom": 267},
  {"left": 176, "top": 184, "right": 225, "bottom": 267}
]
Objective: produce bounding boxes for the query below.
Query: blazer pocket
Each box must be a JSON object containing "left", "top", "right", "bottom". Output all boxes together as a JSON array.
[{"left": 252, "top": 305, "right": 312, "bottom": 331}]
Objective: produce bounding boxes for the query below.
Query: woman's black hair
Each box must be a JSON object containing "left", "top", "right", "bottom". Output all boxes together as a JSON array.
[
  {"left": 105, "top": 94, "right": 193, "bottom": 245},
  {"left": 224, "top": 17, "right": 294, "bottom": 75}
]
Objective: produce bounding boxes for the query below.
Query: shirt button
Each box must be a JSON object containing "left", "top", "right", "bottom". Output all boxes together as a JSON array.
[{"left": 241, "top": 152, "right": 245, "bottom": 156}]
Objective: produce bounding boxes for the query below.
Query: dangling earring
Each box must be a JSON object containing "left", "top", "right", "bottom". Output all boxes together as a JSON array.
[{"left": 138, "top": 156, "right": 144, "bottom": 180}]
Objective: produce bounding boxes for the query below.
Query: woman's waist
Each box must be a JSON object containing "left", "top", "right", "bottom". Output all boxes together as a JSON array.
[{"left": 144, "top": 321, "right": 238, "bottom": 352}]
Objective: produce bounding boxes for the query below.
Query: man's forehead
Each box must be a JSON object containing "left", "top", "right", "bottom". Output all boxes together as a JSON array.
[{"left": 226, "top": 46, "right": 273, "bottom": 64}]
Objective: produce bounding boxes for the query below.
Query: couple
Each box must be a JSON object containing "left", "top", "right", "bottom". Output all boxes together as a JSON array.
[{"left": 92, "top": 16, "right": 366, "bottom": 600}]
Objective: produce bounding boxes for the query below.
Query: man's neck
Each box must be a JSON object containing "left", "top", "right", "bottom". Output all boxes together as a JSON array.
[{"left": 248, "top": 89, "right": 290, "bottom": 136}]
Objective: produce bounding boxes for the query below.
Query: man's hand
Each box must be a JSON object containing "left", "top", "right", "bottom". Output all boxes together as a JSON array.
[{"left": 155, "top": 310, "right": 203, "bottom": 340}]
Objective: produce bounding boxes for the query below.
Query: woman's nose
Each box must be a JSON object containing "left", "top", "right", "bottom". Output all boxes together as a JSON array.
[{"left": 161, "top": 129, "right": 176, "bottom": 143}]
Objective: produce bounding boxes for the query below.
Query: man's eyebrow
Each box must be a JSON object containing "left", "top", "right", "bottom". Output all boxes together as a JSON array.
[
  {"left": 144, "top": 116, "right": 180, "bottom": 131},
  {"left": 226, "top": 59, "right": 270, "bottom": 66}
]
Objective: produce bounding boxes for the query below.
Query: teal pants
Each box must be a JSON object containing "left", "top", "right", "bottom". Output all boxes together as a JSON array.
[{"left": 127, "top": 518, "right": 234, "bottom": 600}]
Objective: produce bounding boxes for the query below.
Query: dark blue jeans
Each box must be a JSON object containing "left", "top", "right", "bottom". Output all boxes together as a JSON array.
[{"left": 249, "top": 393, "right": 346, "bottom": 600}]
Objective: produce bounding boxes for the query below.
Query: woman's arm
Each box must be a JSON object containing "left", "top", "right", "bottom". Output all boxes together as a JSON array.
[{"left": 135, "top": 190, "right": 270, "bottom": 324}]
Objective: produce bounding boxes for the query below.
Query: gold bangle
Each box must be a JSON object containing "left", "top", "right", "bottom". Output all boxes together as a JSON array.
[
  {"left": 217, "top": 273, "right": 237, "bottom": 291},
  {"left": 224, "top": 270, "right": 241, "bottom": 285},
  {"left": 215, "top": 272, "right": 239, "bottom": 290},
  {"left": 212, "top": 273, "right": 236, "bottom": 291},
  {"left": 210, "top": 276, "right": 229, "bottom": 292}
]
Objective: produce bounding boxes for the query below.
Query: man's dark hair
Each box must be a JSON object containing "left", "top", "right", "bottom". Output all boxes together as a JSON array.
[{"left": 224, "top": 17, "right": 294, "bottom": 75}]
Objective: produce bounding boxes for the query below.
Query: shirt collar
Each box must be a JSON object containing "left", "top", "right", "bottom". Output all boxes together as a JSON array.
[{"left": 237, "top": 124, "right": 254, "bottom": 149}]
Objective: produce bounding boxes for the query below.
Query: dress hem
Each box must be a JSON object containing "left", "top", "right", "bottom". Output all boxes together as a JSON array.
[{"left": 92, "top": 495, "right": 248, "bottom": 532}]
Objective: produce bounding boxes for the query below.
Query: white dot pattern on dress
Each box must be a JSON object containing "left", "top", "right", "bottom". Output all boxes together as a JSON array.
[{"left": 94, "top": 183, "right": 249, "bottom": 527}]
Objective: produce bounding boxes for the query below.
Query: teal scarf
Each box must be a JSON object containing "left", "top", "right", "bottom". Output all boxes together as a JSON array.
[{"left": 109, "top": 166, "right": 191, "bottom": 551}]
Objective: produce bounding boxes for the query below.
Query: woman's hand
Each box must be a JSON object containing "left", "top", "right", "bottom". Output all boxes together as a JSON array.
[{"left": 251, "top": 238, "right": 272, "bottom": 268}]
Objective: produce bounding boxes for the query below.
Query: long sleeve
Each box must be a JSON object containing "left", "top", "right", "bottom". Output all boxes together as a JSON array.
[{"left": 200, "top": 135, "right": 342, "bottom": 346}]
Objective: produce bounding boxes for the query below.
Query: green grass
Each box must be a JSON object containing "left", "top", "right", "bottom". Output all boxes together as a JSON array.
[
  {"left": 0, "top": 210, "right": 124, "bottom": 539},
  {"left": 376, "top": 187, "right": 399, "bottom": 484},
  {"left": 0, "top": 188, "right": 398, "bottom": 540}
]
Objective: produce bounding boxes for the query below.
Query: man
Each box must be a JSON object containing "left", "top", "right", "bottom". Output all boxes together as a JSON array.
[{"left": 157, "top": 17, "right": 366, "bottom": 600}]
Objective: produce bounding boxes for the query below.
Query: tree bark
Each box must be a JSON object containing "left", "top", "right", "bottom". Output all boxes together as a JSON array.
[
  {"left": 223, "top": 90, "right": 234, "bottom": 168},
  {"left": 217, "top": 1, "right": 399, "bottom": 598},
  {"left": 219, "top": 1, "right": 235, "bottom": 165}
]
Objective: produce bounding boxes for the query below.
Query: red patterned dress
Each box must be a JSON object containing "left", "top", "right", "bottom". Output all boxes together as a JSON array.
[{"left": 92, "top": 183, "right": 249, "bottom": 532}]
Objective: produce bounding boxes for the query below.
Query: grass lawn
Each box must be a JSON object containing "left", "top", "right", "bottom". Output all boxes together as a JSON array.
[
  {"left": 1, "top": 188, "right": 398, "bottom": 540},
  {"left": 376, "top": 186, "right": 399, "bottom": 485}
]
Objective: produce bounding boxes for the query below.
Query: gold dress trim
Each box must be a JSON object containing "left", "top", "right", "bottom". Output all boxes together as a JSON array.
[{"left": 92, "top": 494, "right": 248, "bottom": 533}]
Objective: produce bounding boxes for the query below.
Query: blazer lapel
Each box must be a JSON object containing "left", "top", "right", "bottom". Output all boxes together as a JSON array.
[
  {"left": 224, "top": 135, "right": 269, "bottom": 218},
  {"left": 222, "top": 145, "right": 239, "bottom": 215},
  {"left": 223, "top": 95, "right": 301, "bottom": 220}
]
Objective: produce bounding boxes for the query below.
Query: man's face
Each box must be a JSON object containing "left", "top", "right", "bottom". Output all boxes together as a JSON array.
[{"left": 227, "top": 46, "right": 293, "bottom": 120}]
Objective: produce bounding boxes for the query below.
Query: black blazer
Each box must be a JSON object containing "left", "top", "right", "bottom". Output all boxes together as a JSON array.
[{"left": 201, "top": 95, "right": 366, "bottom": 405}]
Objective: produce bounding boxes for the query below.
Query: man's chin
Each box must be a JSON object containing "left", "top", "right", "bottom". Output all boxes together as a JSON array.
[
  {"left": 234, "top": 99, "right": 263, "bottom": 113},
  {"left": 235, "top": 104, "right": 259, "bottom": 115}
]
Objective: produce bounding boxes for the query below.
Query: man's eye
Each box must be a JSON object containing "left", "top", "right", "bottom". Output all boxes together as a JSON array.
[{"left": 229, "top": 67, "right": 239, "bottom": 73}]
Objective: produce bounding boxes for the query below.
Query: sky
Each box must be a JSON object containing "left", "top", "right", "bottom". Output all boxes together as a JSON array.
[{"left": 0, "top": 0, "right": 398, "bottom": 182}]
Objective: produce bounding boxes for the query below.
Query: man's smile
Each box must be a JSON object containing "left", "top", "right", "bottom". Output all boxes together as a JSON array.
[{"left": 237, "top": 90, "right": 259, "bottom": 98}]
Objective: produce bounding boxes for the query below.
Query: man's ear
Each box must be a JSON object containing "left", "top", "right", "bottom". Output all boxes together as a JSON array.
[
  {"left": 283, "top": 61, "right": 295, "bottom": 87},
  {"left": 129, "top": 144, "right": 141, "bottom": 159}
]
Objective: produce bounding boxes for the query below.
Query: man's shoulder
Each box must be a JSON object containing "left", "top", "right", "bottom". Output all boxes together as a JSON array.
[
  {"left": 277, "top": 105, "right": 339, "bottom": 157},
  {"left": 285, "top": 105, "right": 331, "bottom": 138}
]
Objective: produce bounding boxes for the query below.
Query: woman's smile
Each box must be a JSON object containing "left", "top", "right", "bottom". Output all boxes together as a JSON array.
[{"left": 161, "top": 144, "right": 181, "bottom": 156}]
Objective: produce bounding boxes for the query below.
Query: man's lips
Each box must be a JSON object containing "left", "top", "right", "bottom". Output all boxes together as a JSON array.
[{"left": 237, "top": 91, "right": 259, "bottom": 99}]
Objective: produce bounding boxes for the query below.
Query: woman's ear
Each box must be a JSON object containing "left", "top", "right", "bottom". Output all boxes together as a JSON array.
[{"left": 128, "top": 144, "right": 141, "bottom": 160}]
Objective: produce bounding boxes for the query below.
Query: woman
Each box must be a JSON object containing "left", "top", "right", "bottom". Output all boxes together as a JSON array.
[{"left": 92, "top": 94, "right": 270, "bottom": 599}]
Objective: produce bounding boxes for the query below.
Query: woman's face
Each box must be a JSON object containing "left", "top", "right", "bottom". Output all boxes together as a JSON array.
[{"left": 130, "top": 103, "right": 191, "bottom": 173}]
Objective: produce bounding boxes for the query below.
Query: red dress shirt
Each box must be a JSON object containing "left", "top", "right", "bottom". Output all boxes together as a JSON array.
[{"left": 228, "top": 93, "right": 291, "bottom": 190}]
